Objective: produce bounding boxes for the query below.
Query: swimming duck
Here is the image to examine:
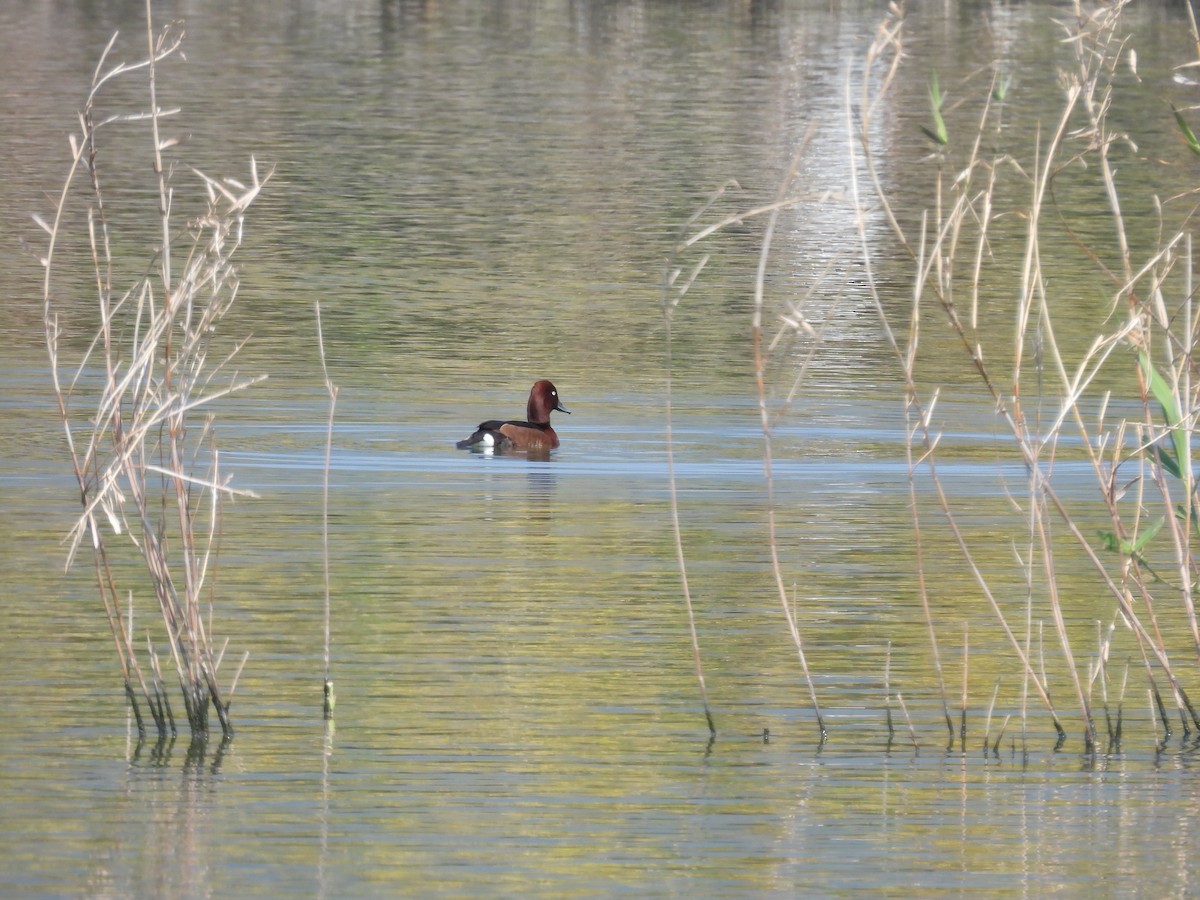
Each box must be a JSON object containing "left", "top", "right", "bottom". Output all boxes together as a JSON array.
[{"left": 455, "top": 380, "right": 570, "bottom": 451}]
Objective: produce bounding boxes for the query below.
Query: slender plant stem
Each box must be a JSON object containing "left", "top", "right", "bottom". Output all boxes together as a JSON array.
[{"left": 316, "top": 303, "right": 338, "bottom": 718}]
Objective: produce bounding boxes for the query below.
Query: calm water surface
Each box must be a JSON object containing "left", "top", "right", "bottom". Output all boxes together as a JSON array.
[{"left": 3, "top": 0, "right": 1200, "bottom": 895}]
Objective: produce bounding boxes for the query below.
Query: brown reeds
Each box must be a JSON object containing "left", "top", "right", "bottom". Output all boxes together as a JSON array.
[
  {"left": 662, "top": 188, "right": 728, "bottom": 741},
  {"left": 37, "top": 3, "right": 269, "bottom": 741},
  {"left": 843, "top": 9, "right": 1068, "bottom": 747},
  {"left": 664, "top": 0, "right": 1200, "bottom": 752},
  {"left": 664, "top": 153, "right": 841, "bottom": 741},
  {"left": 749, "top": 133, "right": 828, "bottom": 741},
  {"left": 848, "top": 0, "right": 1200, "bottom": 750}
]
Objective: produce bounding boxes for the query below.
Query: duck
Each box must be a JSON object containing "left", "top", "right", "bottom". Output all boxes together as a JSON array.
[{"left": 455, "top": 380, "right": 570, "bottom": 451}]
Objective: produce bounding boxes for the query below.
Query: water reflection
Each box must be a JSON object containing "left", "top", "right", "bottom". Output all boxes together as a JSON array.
[
  {"left": 127, "top": 733, "right": 234, "bottom": 775},
  {"left": 459, "top": 446, "right": 560, "bottom": 465}
]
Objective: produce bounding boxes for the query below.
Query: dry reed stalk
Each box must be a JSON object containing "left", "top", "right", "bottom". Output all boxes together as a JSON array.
[
  {"left": 904, "top": 429, "right": 952, "bottom": 739},
  {"left": 654, "top": 0, "right": 1200, "bottom": 750},
  {"left": 749, "top": 136, "right": 827, "bottom": 741},
  {"left": 1150, "top": 689, "right": 1168, "bottom": 744},
  {"left": 37, "top": 4, "right": 270, "bottom": 741},
  {"left": 960, "top": 624, "right": 969, "bottom": 750},
  {"left": 982, "top": 677, "right": 1000, "bottom": 754},
  {"left": 1115, "top": 661, "right": 1129, "bottom": 750},
  {"left": 316, "top": 303, "right": 338, "bottom": 719},
  {"left": 992, "top": 715, "right": 1011, "bottom": 757},
  {"left": 847, "top": 9, "right": 1068, "bottom": 740},
  {"left": 37, "top": 33, "right": 167, "bottom": 737},
  {"left": 902, "top": 313, "right": 953, "bottom": 739},
  {"left": 895, "top": 692, "right": 919, "bottom": 751},
  {"left": 853, "top": 0, "right": 1200, "bottom": 748},
  {"left": 884, "top": 641, "right": 895, "bottom": 742},
  {"left": 1091, "top": 619, "right": 1118, "bottom": 746},
  {"left": 665, "top": 155, "right": 841, "bottom": 739},
  {"left": 663, "top": 188, "right": 733, "bottom": 741},
  {"left": 1043, "top": 6, "right": 1200, "bottom": 734},
  {"left": 1036, "top": 2, "right": 1200, "bottom": 737}
]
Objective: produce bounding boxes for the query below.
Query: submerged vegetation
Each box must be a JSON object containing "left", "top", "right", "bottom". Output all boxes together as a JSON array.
[
  {"left": 667, "top": 0, "right": 1200, "bottom": 755},
  {"left": 37, "top": 6, "right": 269, "bottom": 743}
]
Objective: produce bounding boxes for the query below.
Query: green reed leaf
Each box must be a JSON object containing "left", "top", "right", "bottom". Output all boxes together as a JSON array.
[
  {"left": 992, "top": 72, "right": 1012, "bottom": 103},
  {"left": 1140, "top": 351, "right": 1190, "bottom": 485},
  {"left": 924, "top": 70, "right": 948, "bottom": 146},
  {"left": 1172, "top": 104, "right": 1200, "bottom": 156}
]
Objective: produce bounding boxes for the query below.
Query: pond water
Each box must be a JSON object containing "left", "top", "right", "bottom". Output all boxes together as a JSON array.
[{"left": 4, "top": 0, "right": 1200, "bottom": 895}]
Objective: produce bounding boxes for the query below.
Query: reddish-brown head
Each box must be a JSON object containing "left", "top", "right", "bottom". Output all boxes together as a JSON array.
[{"left": 527, "top": 380, "right": 570, "bottom": 425}]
